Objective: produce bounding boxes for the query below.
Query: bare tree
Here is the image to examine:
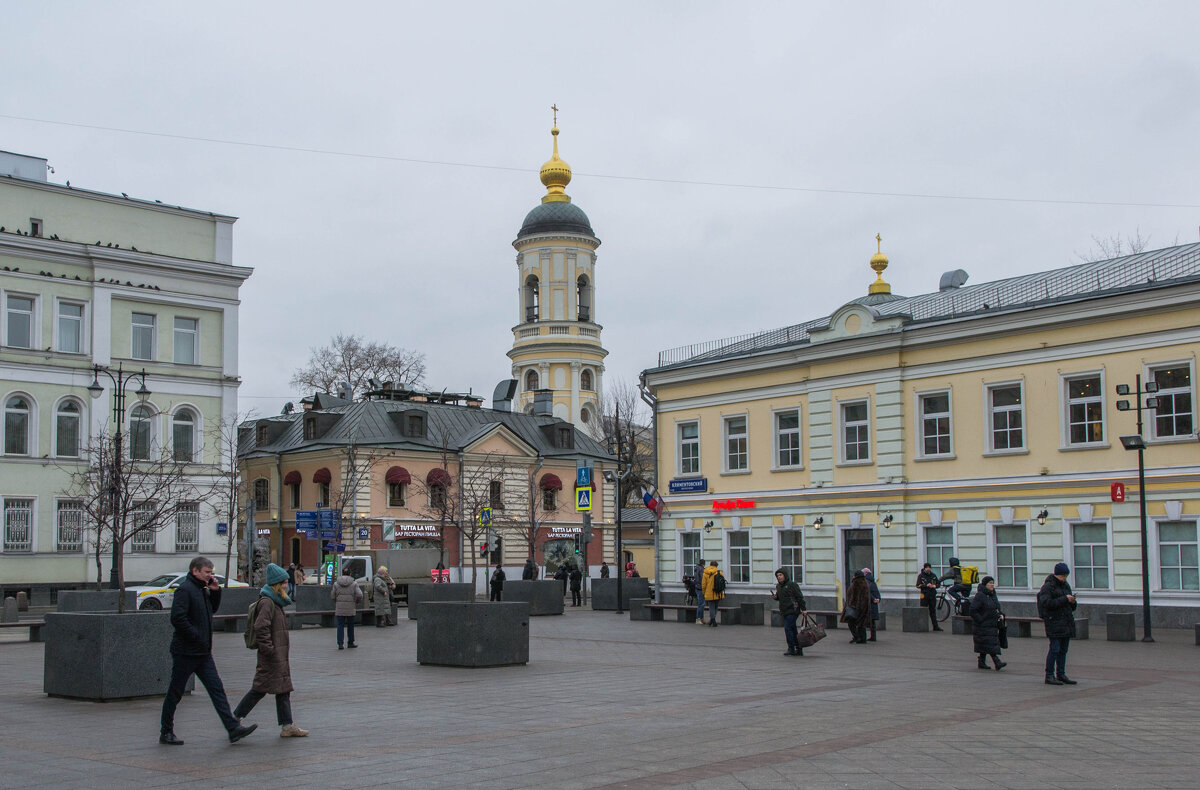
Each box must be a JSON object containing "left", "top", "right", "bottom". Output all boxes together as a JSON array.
[
  {"left": 206, "top": 412, "right": 256, "bottom": 586},
  {"left": 509, "top": 463, "right": 556, "bottom": 564},
  {"left": 289, "top": 333, "right": 426, "bottom": 399},
  {"left": 61, "top": 431, "right": 208, "bottom": 611},
  {"left": 1075, "top": 229, "right": 1153, "bottom": 263},
  {"left": 408, "top": 443, "right": 460, "bottom": 571},
  {"left": 601, "top": 378, "right": 655, "bottom": 506}
]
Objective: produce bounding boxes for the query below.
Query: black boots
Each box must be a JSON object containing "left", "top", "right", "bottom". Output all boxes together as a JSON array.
[
  {"left": 978, "top": 655, "right": 989, "bottom": 669},
  {"left": 1045, "top": 675, "right": 1064, "bottom": 685},
  {"left": 991, "top": 654, "right": 1006, "bottom": 670}
]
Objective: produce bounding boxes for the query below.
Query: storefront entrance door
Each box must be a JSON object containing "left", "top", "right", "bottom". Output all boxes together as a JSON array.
[{"left": 843, "top": 529, "right": 874, "bottom": 588}]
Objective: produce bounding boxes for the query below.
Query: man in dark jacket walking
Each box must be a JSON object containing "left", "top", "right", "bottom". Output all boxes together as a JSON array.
[
  {"left": 490, "top": 563, "right": 506, "bottom": 601},
  {"left": 1038, "top": 562, "right": 1078, "bottom": 685},
  {"left": 159, "top": 556, "right": 257, "bottom": 745},
  {"left": 568, "top": 564, "right": 583, "bottom": 607},
  {"left": 863, "top": 568, "right": 881, "bottom": 642},
  {"left": 522, "top": 557, "right": 537, "bottom": 580},
  {"left": 772, "top": 568, "right": 807, "bottom": 656}
]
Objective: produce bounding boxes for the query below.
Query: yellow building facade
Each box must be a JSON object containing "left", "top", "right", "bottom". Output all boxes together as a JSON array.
[
  {"left": 508, "top": 119, "right": 607, "bottom": 438},
  {"left": 643, "top": 242, "right": 1200, "bottom": 625}
]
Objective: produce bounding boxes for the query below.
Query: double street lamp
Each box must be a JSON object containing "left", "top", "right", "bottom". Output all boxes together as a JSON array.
[
  {"left": 1116, "top": 374, "right": 1157, "bottom": 643},
  {"left": 87, "top": 363, "right": 151, "bottom": 590}
]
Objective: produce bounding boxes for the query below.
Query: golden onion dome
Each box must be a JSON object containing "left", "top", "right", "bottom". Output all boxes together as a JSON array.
[
  {"left": 869, "top": 233, "right": 891, "bottom": 295},
  {"left": 539, "top": 125, "right": 573, "bottom": 203}
]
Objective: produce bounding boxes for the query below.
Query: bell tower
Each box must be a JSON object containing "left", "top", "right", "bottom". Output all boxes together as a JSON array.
[{"left": 507, "top": 109, "right": 607, "bottom": 437}]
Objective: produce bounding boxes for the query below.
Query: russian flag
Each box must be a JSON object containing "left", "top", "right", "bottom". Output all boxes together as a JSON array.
[{"left": 642, "top": 487, "right": 665, "bottom": 519}]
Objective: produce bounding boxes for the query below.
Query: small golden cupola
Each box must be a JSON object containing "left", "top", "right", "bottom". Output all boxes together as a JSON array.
[
  {"left": 869, "top": 233, "right": 891, "bottom": 295},
  {"left": 539, "top": 104, "right": 572, "bottom": 204}
]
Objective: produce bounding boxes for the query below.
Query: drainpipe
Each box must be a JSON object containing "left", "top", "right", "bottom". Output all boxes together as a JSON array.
[
  {"left": 275, "top": 452, "right": 283, "bottom": 566},
  {"left": 457, "top": 450, "right": 466, "bottom": 587}
]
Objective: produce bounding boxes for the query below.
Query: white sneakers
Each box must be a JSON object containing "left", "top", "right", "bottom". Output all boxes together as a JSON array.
[{"left": 280, "top": 724, "right": 309, "bottom": 737}]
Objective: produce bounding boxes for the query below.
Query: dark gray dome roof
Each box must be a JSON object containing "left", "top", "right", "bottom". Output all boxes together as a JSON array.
[
  {"left": 847, "top": 292, "right": 906, "bottom": 306},
  {"left": 517, "top": 201, "right": 594, "bottom": 239}
]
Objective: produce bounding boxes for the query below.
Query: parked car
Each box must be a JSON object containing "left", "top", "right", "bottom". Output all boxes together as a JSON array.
[{"left": 128, "top": 572, "right": 249, "bottom": 610}]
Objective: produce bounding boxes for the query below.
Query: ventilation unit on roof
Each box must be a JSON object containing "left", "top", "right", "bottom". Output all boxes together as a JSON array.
[
  {"left": 492, "top": 379, "right": 518, "bottom": 412},
  {"left": 939, "top": 269, "right": 969, "bottom": 291},
  {"left": 336, "top": 381, "right": 353, "bottom": 401}
]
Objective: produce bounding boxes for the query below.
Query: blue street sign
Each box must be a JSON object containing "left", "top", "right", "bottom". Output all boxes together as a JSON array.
[
  {"left": 357, "top": 527, "right": 369, "bottom": 540},
  {"left": 576, "top": 466, "right": 592, "bottom": 488},
  {"left": 318, "top": 510, "right": 342, "bottom": 528},
  {"left": 668, "top": 477, "right": 708, "bottom": 494},
  {"left": 296, "top": 510, "right": 318, "bottom": 528},
  {"left": 216, "top": 522, "right": 227, "bottom": 535},
  {"left": 324, "top": 542, "right": 346, "bottom": 552}
]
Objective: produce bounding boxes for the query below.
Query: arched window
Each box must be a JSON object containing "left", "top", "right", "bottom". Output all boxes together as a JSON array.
[
  {"left": 172, "top": 408, "right": 196, "bottom": 462},
  {"left": 253, "top": 478, "right": 270, "bottom": 511},
  {"left": 525, "top": 369, "right": 539, "bottom": 392},
  {"left": 580, "top": 369, "right": 593, "bottom": 392},
  {"left": 580, "top": 405, "right": 593, "bottom": 425},
  {"left": 55, "top": 399, "right": 82, "bottom": 458},
  {"left": 3, "top": 395, "right": 31, "bottom": 456},
  {"left": 524, "top": 275, "right": 540, "bottom": 322},
  {"left": 129, "top": 404, "right": 154, "bottom": 460},
  {"left": 577, "top": 274, "right": 591, "bottom": 321}
]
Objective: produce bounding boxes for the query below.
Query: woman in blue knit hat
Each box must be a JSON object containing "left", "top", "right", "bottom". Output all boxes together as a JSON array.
[
  {"left": 233, "top": 563, "right": 308, "bottom": 736},
  {"left": 1037, "top": 562, "right": 1078, "bottom": 686}
]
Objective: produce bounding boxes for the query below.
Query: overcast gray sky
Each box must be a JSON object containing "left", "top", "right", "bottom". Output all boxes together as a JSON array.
[{"left": 4, "top": 2, "right": 1198, "bottom": 418}]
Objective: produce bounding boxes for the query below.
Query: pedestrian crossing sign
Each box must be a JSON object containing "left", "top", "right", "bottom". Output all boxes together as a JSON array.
[{"left": 575, "top": 486, "right": 592, "bottom": 512}]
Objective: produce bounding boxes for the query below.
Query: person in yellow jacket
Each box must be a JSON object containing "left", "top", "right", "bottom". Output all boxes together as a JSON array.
[{"left": 700, "top": 560, "right": 727, "bottom": 628}]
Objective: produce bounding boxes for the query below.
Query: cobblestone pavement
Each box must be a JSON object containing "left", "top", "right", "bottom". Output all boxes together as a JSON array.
[{"left": 1, "top": 608, "right": 1196, "bottom": 790}]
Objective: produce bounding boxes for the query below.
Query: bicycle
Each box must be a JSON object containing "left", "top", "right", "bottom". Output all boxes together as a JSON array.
[{"left": 934, "top": 582, "right": 972, "bottom": 622}]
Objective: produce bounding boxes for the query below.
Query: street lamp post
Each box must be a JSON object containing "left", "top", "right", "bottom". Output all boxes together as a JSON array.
[
  {"left": 1116, "top": 374, "right": 1158, "bottom": 643},
  {"left": 87, "top": 363, "right": 151, "bottom": 590}
]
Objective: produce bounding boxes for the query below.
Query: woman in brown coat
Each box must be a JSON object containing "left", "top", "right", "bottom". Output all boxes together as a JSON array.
[
  {"left": 843, "top": 570, "right": 872, "bottom": 644},
  {"left": 233, "top": 563, "right": 307, "bottom": 737}
]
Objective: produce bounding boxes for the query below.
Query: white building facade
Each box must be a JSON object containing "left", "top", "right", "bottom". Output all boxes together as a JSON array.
[{"left": 0, "top": 150, "right": 252, "bottom": 598}]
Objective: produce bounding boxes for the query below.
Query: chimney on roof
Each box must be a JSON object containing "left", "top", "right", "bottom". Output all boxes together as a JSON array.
[
  {"left": 492, "top": 379, "right": 518, "bottom": 412},
  {"left": 336, "top": 381, "right": 353, "bottom": 401},
  {"left": 939, "top": 269, "right": 969, "bottom": 291},
  {"left": 532, "top": 389, "right": 554, "bottom": 417}
]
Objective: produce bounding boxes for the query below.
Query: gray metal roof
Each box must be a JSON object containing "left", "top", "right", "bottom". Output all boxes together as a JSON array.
[
  {"left": 654, "top": 243, "right": 1200, "bottom": 369},
  {"left": 239, "top": 400, "right": 613, "bottom": 462},
  {"left": 620, "top": 506, "right": 657, "bottom": 524}
]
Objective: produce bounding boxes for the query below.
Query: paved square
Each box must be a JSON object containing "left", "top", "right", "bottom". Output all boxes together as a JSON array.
[{"left": 1, "top": 608, "right": 1196, "bottom": 789}]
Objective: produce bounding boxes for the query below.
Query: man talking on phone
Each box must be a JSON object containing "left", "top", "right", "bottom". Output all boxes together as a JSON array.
[{"left": 159, "top": 556, "right": 258, "bottom": 745}]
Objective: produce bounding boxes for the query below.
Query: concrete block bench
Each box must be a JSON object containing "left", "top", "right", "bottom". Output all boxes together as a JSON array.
[
  {"left": 638, "top": 602, "right": 694, "bottom": 622},
  {"left": 953, "top": 614, "right": 1088, "bottom": 640},
  {"left": 902, "top": 606, "right": 930, "bottom": 632},
  {"left": 1106, "top": 612, "right": 1136, "bottom": 641},
  {"left": 0, "top": 620, "right": 45, "bottom": 642},
  {"left": 739, "top": 602, "right": 765, "bottom": 626}
]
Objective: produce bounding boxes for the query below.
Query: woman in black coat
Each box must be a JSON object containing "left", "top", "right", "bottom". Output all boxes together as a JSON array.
[
  {"left": 969, "top": 576, "right": 1006, "bottom": 670},
  {"left": 843, "top": 571, "right": 872, "bottom": 644}
]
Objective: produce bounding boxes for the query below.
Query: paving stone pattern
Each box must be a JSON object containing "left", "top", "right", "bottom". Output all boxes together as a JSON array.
[{"left": 0, "top": 608, "right": 1197, "bottom": 789}]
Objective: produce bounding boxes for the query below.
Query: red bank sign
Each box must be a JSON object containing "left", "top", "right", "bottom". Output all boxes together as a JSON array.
[
  {"left": 1111, "top": 482, "right": 1125, "bottom": 503},
  {"left": 712, "top": 498, "right": 756, "bottom": 513}
]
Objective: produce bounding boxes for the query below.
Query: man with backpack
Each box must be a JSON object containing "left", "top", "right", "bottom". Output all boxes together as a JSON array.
[
  {"left": 701, "top": 560, "right": 727, "bottom": 627},
  {"left": 234, "top": 563, "right": 307, "bottom": 737},
  {"left": 939, "top": 557, "right": 972, "bottom": 613},
  {"left": 159, "top": 556, "right": 257, "bottom": 746}
]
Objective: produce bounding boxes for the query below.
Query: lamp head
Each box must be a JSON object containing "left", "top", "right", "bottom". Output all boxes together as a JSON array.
[
  {"left": 811, "top": 516, "right": 823, "bottom": 530},
  {"left": 1115, "top": 384, "right": 1130, "bottom": 396},
  {"left": 1116, "top": 400, "right": 1131, "bottom": 411},
  {"left": 87, "top": 373, "right": 104, "bottom": 400},
  {"left": 1036, "top": 509, "right": 1049, "bottom": 526},
  {"left": 1144, "top": 381, "right": 1158, "bottom": 393},
  {"left": 881, "top": 514, "right": 894, "bottom": 527},
  {"left": 703, "top": 520, "right": 713, "bottom": 533},
  {"left": 135, "top": 373, "right": 151, "bottom": 403},
  {"left": 1119, "top": 434, "right": 1146, "bottom": 451}
]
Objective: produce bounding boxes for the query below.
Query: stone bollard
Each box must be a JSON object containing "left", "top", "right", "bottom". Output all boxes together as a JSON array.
[
  {"left": 16, "top": 592, "right": 29, "bottom": 612},
  {"left": 902, "top": 606, "right": 930, "bottom": 632},
  {"left": 1106, "top": 612, "right": 1135, "bottom": 641},
  {"left": 2, "top": 597, "right": 16, "bottom": 623}
]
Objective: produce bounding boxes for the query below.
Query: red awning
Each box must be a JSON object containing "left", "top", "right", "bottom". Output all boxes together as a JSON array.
[
  {"left": 426, "top": 468, "right": 451, "bottom": 487},
  {"left": 385, "top": 466, "right": 412, "bottom": 485},
  {"left": 313, "top": 467, "right": 332, "bottom": 484},
  {"left": 283, "top": 471, "right": 302, "bottom": 486},
  {"left": 539, "top": 473, "right": 563, "bottom": 491}
]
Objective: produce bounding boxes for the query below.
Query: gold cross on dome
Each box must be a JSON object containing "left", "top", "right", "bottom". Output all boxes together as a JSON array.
[
  {"left": 876, "top": 232, "right": 883, "bottom": 253},
  {"left": 551, "top": 104, "right": 558, "bottom": 125}
]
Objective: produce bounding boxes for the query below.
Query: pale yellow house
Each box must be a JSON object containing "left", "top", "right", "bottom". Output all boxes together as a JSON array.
[
  {"left": 643, "top": 241, "right": 1199, "bottom": 625},
  {"left": 0, "top": 150, "right": 251, "bottom": 599}
]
